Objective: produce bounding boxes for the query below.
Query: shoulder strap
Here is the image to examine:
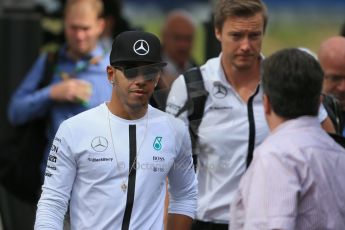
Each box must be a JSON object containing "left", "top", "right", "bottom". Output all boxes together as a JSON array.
[
  {"left": 176, "top": 67, "right": 208, "bottom": 156},
  {"left": 328, "top": 133, "right": 345, "bottom": 149},
  {"left": 184, "top": 67, "right": 208, "bottom": 132},
  {"left": 176, "top": 67, "right": 208, "bottom": 119},
  {"left": 322, "top": 94, "right": 344, "bottom": 135},
  {"left": 38, "top": 51, "right": 59, "bottom": 89}
]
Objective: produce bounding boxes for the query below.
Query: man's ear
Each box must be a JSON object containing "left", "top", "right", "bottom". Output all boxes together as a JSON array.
[
  {"left": 107, "top": 66, "right": 114, "bottom": 82},
  {"left": 215, "top": 27, "right": 221, "bottom": 42},
  {"left": 107, "top": 66, "right": 117, "bottom": 86},
  {"left": 97, "top": 18, "right": 106, "bottom": 35},
  {"left": 263, "top": 94, "right": 271, "bottom": 115}
]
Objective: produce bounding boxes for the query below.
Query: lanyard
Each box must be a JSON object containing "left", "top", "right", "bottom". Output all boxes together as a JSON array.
[
  {"left": 56, "top": 55, "right": 104, "bottom": 80},
  {"left": 53, "top": 47, "right": 106, "bottom": 106},
  {"left": 55, "top": 46, "right": 106, "bottom": 80}
]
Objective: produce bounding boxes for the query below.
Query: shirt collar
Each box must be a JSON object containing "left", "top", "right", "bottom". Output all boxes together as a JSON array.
[
  {"left": 271, "top": 116, "right": 320, "bottom": 135},
  {"left": 60, "top": 42, "right": 106, "bottom": 62},
  {"left": 215, "top": 53, "right": 263, "bottom": 93}
]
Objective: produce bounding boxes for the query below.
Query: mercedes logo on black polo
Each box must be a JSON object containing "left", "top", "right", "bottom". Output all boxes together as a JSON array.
[
  {"left": 133, "top": 39, "right": 149, "bottom": 55},
  {"left": 212, "top": 82, "right": 228, "bottom": 98},
  {"left": 91, "top": 136, "right": 108, "bottom": 152}
]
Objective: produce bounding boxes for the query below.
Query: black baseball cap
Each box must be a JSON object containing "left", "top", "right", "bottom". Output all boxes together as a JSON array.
[{"left": 110, "top": 31, "right": 167, "bottom": 67}]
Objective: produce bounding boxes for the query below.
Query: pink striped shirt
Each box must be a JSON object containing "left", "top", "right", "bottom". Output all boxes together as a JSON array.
[{"left": 230, "top": 116, "right": 345, "bottom": 230}]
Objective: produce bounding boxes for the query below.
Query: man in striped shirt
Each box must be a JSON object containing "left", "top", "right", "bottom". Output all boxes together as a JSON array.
[{"left": 230, "top": 48, "right": 345, "bottom": 229}]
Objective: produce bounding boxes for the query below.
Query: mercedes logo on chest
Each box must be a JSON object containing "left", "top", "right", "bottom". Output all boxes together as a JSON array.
[
  {"left": 133, "top": 39, "right": 149, "bottom": 55},
  {"left": 212, "top": 82, "right": 228, "bottom": 98},
  {"left": 91, "top": 136, "right": 108, "bottom": 152}
]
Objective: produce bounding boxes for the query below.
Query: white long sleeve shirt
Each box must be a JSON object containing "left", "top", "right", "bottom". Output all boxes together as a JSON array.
[{"left": 35, "top": 103, "right": 197, "bottom": 230}]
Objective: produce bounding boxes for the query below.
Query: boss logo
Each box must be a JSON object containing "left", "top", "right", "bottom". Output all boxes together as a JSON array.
[{"left": 153, "top": 156, "right": 165, "bottom": 162}]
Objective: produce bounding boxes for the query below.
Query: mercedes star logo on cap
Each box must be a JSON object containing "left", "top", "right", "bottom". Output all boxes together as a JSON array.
[
  {"left": 133, "top": 39, "right": 149, "bottom": 55},
  {"left": 91, "top": 136, "right": 108, "bottom": 152}
]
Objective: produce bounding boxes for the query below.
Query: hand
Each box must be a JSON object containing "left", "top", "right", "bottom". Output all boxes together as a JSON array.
[
  {"left": 167, "top": 214, "right": 193, "bottom": 230},
  {"left": 50, "top": 79, "right": 92, "bottom": 104}
]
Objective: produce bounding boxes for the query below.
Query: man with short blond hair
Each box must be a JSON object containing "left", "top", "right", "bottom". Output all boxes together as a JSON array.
[{"left": 167, "top": 1, "right": 270, "bottom": 229}]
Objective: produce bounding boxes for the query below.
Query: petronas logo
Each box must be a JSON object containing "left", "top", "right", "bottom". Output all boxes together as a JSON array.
[{"left": 153, "top": 137, "right": 162, "bottom": 151}]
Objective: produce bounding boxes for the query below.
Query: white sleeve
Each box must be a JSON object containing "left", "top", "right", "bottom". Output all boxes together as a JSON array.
[
  {"left": 165, "top": 74, "right": 189, "bottom": 125},
  {"left": 167, "top": 126, "right": 197, "bottom": 218},
  {"left": 318, "top": 103, "right": 327, "bottom": 123},
  {"left": 35, "top": 121, "right": 77, "bottom": 230}
]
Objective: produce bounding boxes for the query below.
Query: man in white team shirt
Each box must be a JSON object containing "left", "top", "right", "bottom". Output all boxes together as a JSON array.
[
  {"left": 166, "top": 0, "right": 334, "bottom": 229},
  {"left": 35, "top": 31, "right": 197, "bottom": 230},
  {"left": 230, "top": 48, "right": 345, "bottom": 229}
]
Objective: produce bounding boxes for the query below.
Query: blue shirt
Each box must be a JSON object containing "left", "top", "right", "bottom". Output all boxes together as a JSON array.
[{"left": 8, "top": 43, "right": 112, "bottom": 174}]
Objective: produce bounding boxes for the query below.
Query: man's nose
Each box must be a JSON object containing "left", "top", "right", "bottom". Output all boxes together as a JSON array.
[
  {"left": 132, "top": 74, "right": 147, "bottom": 84},
  {"left": 336, "top": 78, "right": 345, "bottom": 92},
  {"left": 75, "top": 29, "right": 86, "bottom": 40},
  {"left": 240, "top": 37, "right": 251, "bottom": 52}
]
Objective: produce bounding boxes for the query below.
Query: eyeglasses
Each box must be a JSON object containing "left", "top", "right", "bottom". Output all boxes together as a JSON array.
[
  {"left": 113, "top": 64, "right": 162, "bottom": 81},
  {"left": 325, "top": 75, "right": 345, "bottom": 83}
]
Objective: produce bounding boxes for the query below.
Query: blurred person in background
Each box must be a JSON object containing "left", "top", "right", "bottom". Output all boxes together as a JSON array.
[
  {"left": 8, "top": 0, "right": 111, "bottom": 173},
  {"left": 318, "top": 36, "right": 345, "bottom": 135},
  {"left": 231, "top": 48, "right": 345, "bottom": 229},
  {"left": 8, "top": 0, "right": 111, "bottom": 175},
  {"left": 3, "top": 0, "right": 111, "bottom": 228},
  {"left": 150, "top": 9, "right": 197, "bottom": 110},
  {"left": 161, "top": 10, "right": 197, "bottom": 79}
]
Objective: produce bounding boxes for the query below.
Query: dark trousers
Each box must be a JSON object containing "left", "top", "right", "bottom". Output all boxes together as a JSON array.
[
  {"left": 192, "top": 220, "right": 229, "bottom": 230},
  {"left": 0, "top": 185, "right": 36, "bottom": 230}
]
